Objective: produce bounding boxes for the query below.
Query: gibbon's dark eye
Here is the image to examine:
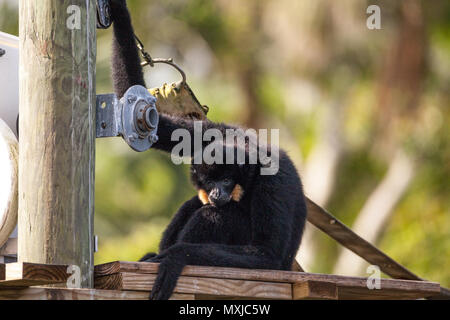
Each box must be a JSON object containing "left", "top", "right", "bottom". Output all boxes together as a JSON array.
[{"left": 223, "top": 178, "right": 233, "bottom": 186}]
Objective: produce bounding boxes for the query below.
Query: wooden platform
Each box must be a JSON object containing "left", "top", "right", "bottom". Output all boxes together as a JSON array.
[
  {"left": 94, "top": 261, "right": 441, "bottom": 300},
  {"left": 0, "top": 262, "right": 443, "bottom": 300},
  {"left": 0, "top": 287, "right": 193, "bottom": 300},
  {"left": 0, "top": 262, "right": 69, "bottom": 287}
]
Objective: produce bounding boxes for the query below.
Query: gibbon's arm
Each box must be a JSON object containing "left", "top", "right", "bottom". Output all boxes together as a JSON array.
[
  {"left": 110, "top": 1, "right": 239, "bottom": 154},
  {"left": 152, "top": 115, "right": 240, "bottom": 154},
  {"left": 110, "top": 0, "right": 146, "bottom": 98},
  {"left": 158, "top": 196, "right": 203, "bottom": 252}
]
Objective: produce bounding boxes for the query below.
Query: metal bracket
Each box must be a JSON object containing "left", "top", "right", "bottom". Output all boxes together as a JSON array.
[
  {"left": 0, "top": 47, "right": 5, "bottom": 57},
  {"left": 96, "top": 85, "right": 159, "bottom": 152},
  {"left": 96, "top": 0, "right": 112, "bottom": 29}
]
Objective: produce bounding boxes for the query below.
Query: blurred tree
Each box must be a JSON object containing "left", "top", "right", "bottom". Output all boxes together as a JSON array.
[{"left": 0, "top": 0, "right": 448, "bottom": 286}]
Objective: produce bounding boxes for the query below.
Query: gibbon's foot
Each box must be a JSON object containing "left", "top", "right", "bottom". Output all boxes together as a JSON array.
[
  {"left": 138, "top": 252, "right": 158, "bottom": 262},
  {"left": 150, "top": 255, "right": 185, "bottom": 300}
]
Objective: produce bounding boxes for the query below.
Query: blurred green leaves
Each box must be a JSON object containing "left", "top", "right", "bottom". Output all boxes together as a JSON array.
[{"left": 0, "top": 0, "right": 448, "bottom": 286}]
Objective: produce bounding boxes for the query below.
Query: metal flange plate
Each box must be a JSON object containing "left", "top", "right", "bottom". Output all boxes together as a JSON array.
[
  {"left": 121, "top": 85, "right": 158, "bottom": 152},
  {"left": 96, "top": 85, "right": 159, "bottom": 152}
]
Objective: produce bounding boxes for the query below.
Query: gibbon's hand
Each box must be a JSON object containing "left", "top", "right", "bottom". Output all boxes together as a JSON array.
[
  {"left": 138, "top": 252, "right": 159, "bottom": 262},
  {"left": 110, "top": 0, "right": 129, "bottom": 24},
  {"left": 110, "top": 0, "right": 127, "bottom": 9}
]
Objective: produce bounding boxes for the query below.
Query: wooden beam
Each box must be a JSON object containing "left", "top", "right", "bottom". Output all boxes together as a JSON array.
[
  {"left": 94, "top": 262, "right": 440, "bottom": 299},
  {"left": 0, "top": 264, "right": 4, "bottom": 280},
  {"left": 95, "top": 272, "right": 293, "bottom": 300},
  {"left": 305, "top": 199, "right": 450, "bottom": 299},
  {"left": 0, "top": 287, "right": 193, "bottom": 300},
  {"left": 94, "top": 262, "right": 439, "bottom": 292},
  {"left": 293, "top": 281, "right": 337, "bottom": 300},
  {"left": 305, "top": 198, "right": 420, "bottom": 281},
  {"left": 0, "top": 262, "right": 69, "bottom": 287},
  {"left": 94, "top": 272, "right": 122, "bottom": 289},
  {"left": 427, "top": 287, "right": 450, "bottom": 300},
  {"left": 291, "top": 260, "right": 305, "bottom": 272},
  {"left": 18, "top": 0, "right": 96, "bottom": 287},
  {"left": 337, "top": 287, "right": 443, "bottom": 300}
]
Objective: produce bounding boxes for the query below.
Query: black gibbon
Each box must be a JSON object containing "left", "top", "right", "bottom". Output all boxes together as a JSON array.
[{"left": 110, "top": 0, "right": 307, "bottom": 300}]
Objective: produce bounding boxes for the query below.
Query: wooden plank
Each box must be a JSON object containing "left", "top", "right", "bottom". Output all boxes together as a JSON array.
[
  {"left": 0, "top": 263, "right": 4, "bottom": 280},
  {"left": 95, "top": 261, "right": 125, "bottom": 276},
  {"left": 94, "top": 272, "right": 122, "bottom": 290},
  {"left": 306, "top": 198, "right": 420, "bottom": 281},
  {"left": 427, "top": 287, "right": 450, "bottom": 300},
  {"left": 293, "top": 281, "right": 337, "bottom": 300},
  {"left": 337, "top": 287, "right": 437, "bottom": 300},
  {"left": 18, "top": 0, "right": 96, "bottom": 288},
  {"left": 291, "top": 260, "right": 305, "bottom": 272},
  {"left": 305, "top": 199, "right": 450, "bottom": 299},
  {"left": 0, "top": 287, "right": 193, "bottom": 300},
  {"left": 95, "top": 272, "right": 293, "bottom": 300},
  {"left": 94, "top": 262, "right": 440, "bottom": 298},
  {"left": 0, "top": 262, "right": 69, "bottom": 287}
]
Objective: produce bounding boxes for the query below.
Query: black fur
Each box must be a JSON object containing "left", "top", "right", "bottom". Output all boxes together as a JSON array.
[
  {"left": 110, "top": 0, "right": 146, "bottom": 98},
  {"left": 110, "top": 1, "right": 307, "bottom": 300}
]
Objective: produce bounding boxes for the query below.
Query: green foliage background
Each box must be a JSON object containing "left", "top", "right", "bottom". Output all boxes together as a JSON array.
[{"left": 0, "top": 0, "right": 448, "bottom": 286}]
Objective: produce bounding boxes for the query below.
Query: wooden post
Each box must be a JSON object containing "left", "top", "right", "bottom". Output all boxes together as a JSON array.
[{"left": 18, "top": 0, "right": 96, "bottom": 287}]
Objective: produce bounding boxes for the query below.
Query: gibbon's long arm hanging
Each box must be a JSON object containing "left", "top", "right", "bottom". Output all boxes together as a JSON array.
[
  {"left": 108, "top": 0, "right": 308, "bottom": 300},
  {"left": 94, "top": 0, "right": 207, "bottom": 152}
]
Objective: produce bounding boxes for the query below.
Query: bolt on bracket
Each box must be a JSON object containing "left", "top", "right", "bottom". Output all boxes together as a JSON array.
[
  {"left": 96, "top": 85, "right": 159, "bottom": 152},
  {"left": 96, "top": 0, "right": 112, "bottom": 29}
]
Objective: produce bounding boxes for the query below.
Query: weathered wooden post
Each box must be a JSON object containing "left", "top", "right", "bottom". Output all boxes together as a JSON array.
[{"left": 18, "top": 0, "right": 96, "bottom": 287}]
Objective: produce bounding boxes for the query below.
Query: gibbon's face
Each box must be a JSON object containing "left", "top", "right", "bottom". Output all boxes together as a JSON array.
[{"left": 191, "top": 164, "right": 244, "bottom": 207}]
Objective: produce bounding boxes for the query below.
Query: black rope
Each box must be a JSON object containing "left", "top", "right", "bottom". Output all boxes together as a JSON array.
[
  {"left": 134, "top": 33, "right": 187, "bottom": 84},
  {"left": 134, "top": 34, "right": 154, "bottom": 67}
]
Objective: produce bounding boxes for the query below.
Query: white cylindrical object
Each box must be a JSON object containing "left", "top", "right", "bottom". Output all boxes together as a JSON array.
[
  {"left": 0, "top": 31, "right": 19, "bottom": 137},
  {"left": 0, "top": 118, "right": 18, "bottom": 247}
]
